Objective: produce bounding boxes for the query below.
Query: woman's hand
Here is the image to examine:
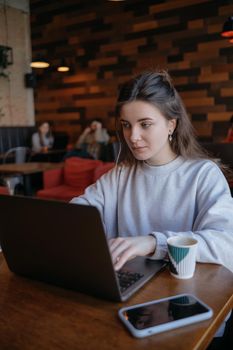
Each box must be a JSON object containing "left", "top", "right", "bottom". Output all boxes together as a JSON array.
[
  {"left": 108, "top": 235, "right": 156, "bottom": 271},
  {"left": 42, "top": 146, "right": 48, "bottom": 153},
  {"left": 83, "top": 127, "right": 91, "bottom": 135}
]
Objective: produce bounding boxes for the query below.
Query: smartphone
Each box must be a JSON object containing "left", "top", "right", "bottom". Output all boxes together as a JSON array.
[{"left": 118, "top": 294, "right": 213, "bottom": 338}]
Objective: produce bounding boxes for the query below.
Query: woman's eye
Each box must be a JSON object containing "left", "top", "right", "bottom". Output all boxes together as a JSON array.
[
  {"left": 121, "top": 122, "right": 130, "bottom": 129},
  {"left": 141, "top": 122, "right": 152, "bottom": 128}
]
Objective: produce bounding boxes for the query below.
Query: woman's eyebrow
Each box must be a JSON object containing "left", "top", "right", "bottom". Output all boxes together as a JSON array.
[
  {"left": 138, "top": 118, "right": 154, "bottom": 121},
  {"left": 120, "top": 118, "right": 154, "bottom": 122}
]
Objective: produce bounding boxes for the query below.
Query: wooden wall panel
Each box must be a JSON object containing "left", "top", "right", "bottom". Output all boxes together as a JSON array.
[
  {"left": 30, "top": 0, "right": 233, "bottom": 142},
  {"left": 149, "top": 0, "right": 209, "bottom": 14}
]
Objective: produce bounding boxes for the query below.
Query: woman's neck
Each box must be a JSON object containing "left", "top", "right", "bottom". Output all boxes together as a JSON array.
[{"left": 144, "top": 152, "right": 178, "bottom": 166}]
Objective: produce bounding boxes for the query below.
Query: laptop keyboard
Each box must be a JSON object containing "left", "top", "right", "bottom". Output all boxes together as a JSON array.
[{"left": 117, "top": 270, "right": 144, "bottom": 293}]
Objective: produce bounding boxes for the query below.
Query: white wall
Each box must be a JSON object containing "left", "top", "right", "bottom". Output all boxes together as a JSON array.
[{"left": 0, "top": 0, "right": 35, "bottom": 126}]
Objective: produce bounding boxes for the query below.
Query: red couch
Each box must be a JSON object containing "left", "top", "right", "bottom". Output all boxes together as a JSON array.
[
  {"left": 0, "top": 186, "right": 9, "bottom": 195},
  {"left": 36, "top": 157, "right": 115, "bottom": 202}
]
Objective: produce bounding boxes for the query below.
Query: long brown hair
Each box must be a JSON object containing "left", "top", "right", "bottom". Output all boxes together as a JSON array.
[
  {"left": 38, "top": 122, "right": 52, "bottom": 147},
  {"left": 115, "top": 70, "right": 209, "bottom": 165}
]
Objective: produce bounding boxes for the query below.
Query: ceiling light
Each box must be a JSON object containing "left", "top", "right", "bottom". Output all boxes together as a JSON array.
[
  {"left": 221, "top": 16, "right": 233, "bottom": 39},
  {"left": 30, "top": 55, "right": 50, "bottom": 68},
  {"left": 57, "top": 59, "right": 70, "bottom": 72}
]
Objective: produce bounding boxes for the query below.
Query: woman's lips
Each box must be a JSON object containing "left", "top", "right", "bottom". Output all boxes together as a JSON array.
[{"left": 132, "top": 146, "right": 147, "bottom": 152}]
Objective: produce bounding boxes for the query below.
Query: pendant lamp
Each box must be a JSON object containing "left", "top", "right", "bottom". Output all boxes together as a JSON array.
[
  {"left": 57, "top": 59, "right": 70, "bottom": 72},
  {"left": 221, "top": 16, "right": 233, "bottom": 41},
  {"left": 30, "top": 55, "right": 50, "bottom": 68}
]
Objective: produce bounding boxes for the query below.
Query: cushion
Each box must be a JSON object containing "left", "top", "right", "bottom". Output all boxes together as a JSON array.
[
  {"left": 43, "top": 167, "right": 64, "bottom": 189},
  {"left": 0, "top": 186, "right": 9, "bottom": 195},
  {"left": 64, "top": 157, "right": 102, "bottom": 188},
  {"left": 37, "top": 185, "right": 85, "bottom": 202},
  {"left": 94, "top": 162, "right": 115, "bottom": 181}
]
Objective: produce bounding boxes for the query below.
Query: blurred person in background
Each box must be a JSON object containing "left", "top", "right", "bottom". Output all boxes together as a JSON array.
[
  {"left": 75, "top": 119, "right": 110, "bottom": 159},
  {"left": 32, "top": 122, "right": 54, "bottom": 153}
]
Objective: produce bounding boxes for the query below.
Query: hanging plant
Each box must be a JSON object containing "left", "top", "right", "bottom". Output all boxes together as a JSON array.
[
  {"left": 0, "top": 97, "right": 5, "bottom": 118},
  {"left": 0, "top": 46, "right": 13, "bottom": 79},
  {"left": 0, "top": 71, "right": 9, "bottom": 78}
]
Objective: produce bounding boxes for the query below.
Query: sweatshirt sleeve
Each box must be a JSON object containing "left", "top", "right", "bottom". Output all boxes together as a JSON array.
[
  {"left": 70, "top": 166, "right": 120, "bottom": 235},
  {"left": 32, "top": 133, "right": 41, "bottom": 152},
  {"left": 70, "top": 179, "right": 106, "bottom": 217},
  {"left": 76, "top": 132, "right": 87, "bottom": 148},
  {"left": 150, "top": 164, "right": 233, "bottom": 273}
]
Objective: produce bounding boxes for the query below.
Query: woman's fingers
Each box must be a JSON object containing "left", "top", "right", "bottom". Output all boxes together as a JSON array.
[
  {"left": 108, "top": 237, "right": 140, "bottom": 270},
  {"left": 109, "top": 238, "right": 132, "bottom": 264},
  {"left": 114, "top": 248, "right": 137, "bottom": 271},
  {"left": 108, "top": 236, "right": 156, "bottom": 270}
]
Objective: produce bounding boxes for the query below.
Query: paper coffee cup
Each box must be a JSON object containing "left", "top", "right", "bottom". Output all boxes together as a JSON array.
[{"left": 167, "top": 236, "right": 198, "bottom": 279}]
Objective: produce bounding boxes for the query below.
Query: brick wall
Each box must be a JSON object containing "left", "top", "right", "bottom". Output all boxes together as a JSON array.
[{"left": 30, "top": 0, "right": 233, "bottom": 143}]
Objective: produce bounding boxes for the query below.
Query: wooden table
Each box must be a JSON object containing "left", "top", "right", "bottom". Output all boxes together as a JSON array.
[
  {"left": 0, "top": 255, "right": 232, "bottom": 350},
  {"left": 0, "top": 162, "right": 63, "bottom": 195},
  {"left": 0, "top": 149, "right": 66, "bottom": 164}
]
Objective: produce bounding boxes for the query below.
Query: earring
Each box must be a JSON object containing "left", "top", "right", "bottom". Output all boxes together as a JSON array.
[{"left": 168, "top": 131, "right": 173, "bottom": 142}]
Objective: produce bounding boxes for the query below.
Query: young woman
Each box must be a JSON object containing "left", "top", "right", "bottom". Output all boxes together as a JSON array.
[
  {"left": 32, "top": 122, "right": 54, "bottom": 153},
  {"left": 71, "top": 70, "right": 233, "bottom": 274}
]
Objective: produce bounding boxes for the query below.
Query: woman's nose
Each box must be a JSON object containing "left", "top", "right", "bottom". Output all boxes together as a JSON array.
[{"left": 129, "top": 127, "right": 142, "bottom": 142}]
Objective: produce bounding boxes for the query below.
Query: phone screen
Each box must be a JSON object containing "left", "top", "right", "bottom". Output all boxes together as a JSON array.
[{"left": 123, "top": 295, "right": 210, "bottom": 330}]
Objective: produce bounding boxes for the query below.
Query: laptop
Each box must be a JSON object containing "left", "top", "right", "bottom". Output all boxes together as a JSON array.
[{"left": 0, "top": 195, "right": 166, "bottom": 302}]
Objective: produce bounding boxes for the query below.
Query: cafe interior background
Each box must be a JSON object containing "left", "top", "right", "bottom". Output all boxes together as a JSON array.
[
  {"left": 0, "top": 3, "right": 233, "bottom": 348},
  {"left": 0, "top": 0, "right": 233, "bottom": 146}
]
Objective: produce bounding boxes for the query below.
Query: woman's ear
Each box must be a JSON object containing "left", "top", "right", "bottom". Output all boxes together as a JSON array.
[{"left": 169, "top": 119, "right": 177, "bottom": 133}]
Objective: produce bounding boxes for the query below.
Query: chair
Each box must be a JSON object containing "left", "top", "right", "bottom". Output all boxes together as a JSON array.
[
  {"left": 2, "top": 147, "right": 31, "bottom": 195},
  {"left": 3, "top": 146, "right": 31, "bottom": 164}
]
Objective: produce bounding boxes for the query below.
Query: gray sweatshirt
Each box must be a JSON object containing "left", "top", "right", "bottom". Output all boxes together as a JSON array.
[{"left": 71, "top": 156, "right": 233, "bottom": 273}]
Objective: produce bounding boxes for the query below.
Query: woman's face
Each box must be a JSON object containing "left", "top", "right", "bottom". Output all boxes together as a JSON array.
[
  {"left": 120, "top": 101, "right": 177, "bottom": 165},
  {"left": 40, "top": 123, "right": 49, "bottom": 134}
]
